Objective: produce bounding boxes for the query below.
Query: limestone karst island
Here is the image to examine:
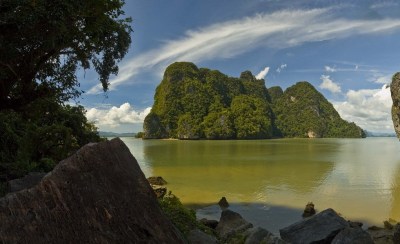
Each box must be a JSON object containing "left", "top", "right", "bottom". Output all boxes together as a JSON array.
[{"left": 144, "top": 62, "right": 365, "bottom": 140}]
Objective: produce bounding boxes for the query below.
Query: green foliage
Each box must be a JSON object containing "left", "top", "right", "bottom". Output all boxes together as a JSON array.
[
  {"left": 158, "top": 192, "right": 198, "bottom": 236},
  {"left": 144, "top": 63, "right": 365, "bottom": 140},
  {"left": 231, "top": 95, "right": 273, "bottom": 139},
  {"left": 202, "top": 109, "right": 235, "bottom": 139},
  {"left": 268, "top": 86, "right": 284, "bottom": 103},
  {"left": 0, "top": 99, "right": 102, "bottom": 180},
  {"left": 135, "top": 132, "right": 144, "bottom": 138},
  {"left": 0, "top": 0, "right": 132, "bottom": 110},
  {"left": 273, "top": 81, "right": 365, "bottom": 138}
]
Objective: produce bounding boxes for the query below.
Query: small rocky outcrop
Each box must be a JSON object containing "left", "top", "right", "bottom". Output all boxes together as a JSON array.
[
  {"left": 302, "top": 202, "right": 316, "bottom": 218},
  {"left": 147, "top": 176, "right": 167, "bottom": 185},
  {"left": 279, "top": 208, "right": 350, "bottom": 244},
  {"left": 218, "top": 196, "right": 229, "bottom": 209},
  {"left": 391, "top": 72, "right": 400, "bottom": 138},
  {"left": 216, "top": 209, "right": 253, "bottom": 240},
  {"left": 0, "top": 138, "right": 185, "bottom": 243}
]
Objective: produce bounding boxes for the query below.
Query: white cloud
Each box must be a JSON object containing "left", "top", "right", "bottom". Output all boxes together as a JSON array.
[
  {"left": 319, "top": 75, "right": 342, "bottom": 93},
  {"left": 276, "top": 64, "right": 287, "bottom": 73},
  {"left": 87, "top": 8, "right": 400, "bottom": 94},
  {"left": 86, "top": 103, "right": 151, "bottom": 128},
  {"left": 255, "top": 67, "right": 270, "bottom": 79},
  {"left": 325, "top": 66, "right": 336, "bottom": 72},
  {"left": 333, "top": 85, "right": 393, "bottom": 132},
  {"left": 373, "top": 74, "right": 392, "bottom": 84}
]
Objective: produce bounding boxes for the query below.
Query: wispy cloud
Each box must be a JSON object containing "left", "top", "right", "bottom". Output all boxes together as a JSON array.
[
  {"left": 256, "top": 67, "right": 270, "bottom": 80},
  {"left": 87, "top": 8, "right": 400, "bottom": 94},
  {"left": 325, "top": 66, "right": 336, "bottom": 72},
  {"left": 320, "top": 75, "right": 341, "bottom": 93},
  {"left": 86, "top": 103, "right": 151, "bottom": 128},
  {"left": 333, "top": 85, "right": 392, "bottom": 132},
  {"left": 370, "top": 73, "right": 392, "bottom": 84},
  {"left": 276, "top": 64, "right": 287, "bottom": 73}
]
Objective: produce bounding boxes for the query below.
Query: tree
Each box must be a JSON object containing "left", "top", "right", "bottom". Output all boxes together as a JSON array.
[
  {"left": 0, "top": 99, "right": 102, "bottom": 180},
  {"left": 0, "top": 0, "right": 132, "bottom": 110}
]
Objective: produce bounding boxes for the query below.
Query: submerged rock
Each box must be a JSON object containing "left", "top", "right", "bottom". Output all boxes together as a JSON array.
[
  {"left": 0, "top": 138, "right": 185, "bottom": 243},
  {"left": 302, "top": 202, "right": 316, "bottom": 218},
  {"left": 279, "top": 208, "right": 349, "bottom": 244},
  {"left": 391, "top": 72, "right": 400, "bottom": 139}
]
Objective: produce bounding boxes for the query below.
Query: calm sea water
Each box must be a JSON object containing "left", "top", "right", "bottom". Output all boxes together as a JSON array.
[{"left": 120, "top": 137, "right": 400, "bottom": 233}]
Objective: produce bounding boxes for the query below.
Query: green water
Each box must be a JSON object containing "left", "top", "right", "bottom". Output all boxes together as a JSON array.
[{"left": 121, "top": 137, "right": 400, "bottom": 232}]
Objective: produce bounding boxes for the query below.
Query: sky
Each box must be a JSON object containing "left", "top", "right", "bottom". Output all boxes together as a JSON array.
[{"left": 80, "top": 0, "right": 400, "bottom": 133}]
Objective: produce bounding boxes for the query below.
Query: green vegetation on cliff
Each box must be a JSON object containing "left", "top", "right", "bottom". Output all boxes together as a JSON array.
[
  {"left": 144, "top": 62, "right": 365, "bottom": 139},
  {"left": 273, "top": 82, "right": 365, "bottom": 138}
]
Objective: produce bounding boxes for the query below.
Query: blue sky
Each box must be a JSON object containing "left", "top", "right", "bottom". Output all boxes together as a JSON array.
[{"left": 81, "top": 0, "right": 400, "bottom": 133}]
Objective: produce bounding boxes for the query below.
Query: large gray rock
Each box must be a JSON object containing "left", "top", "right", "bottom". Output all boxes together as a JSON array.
[
  {"left": 279, "top": 208, "right": 349, "bottom": 244},
  {"left": 0, "top": 138, "right": 185, "bottom": 243},
  {"left": 331, "top": 227, "right": 374, "bottom": 244},
  {"left": 244, "top": 227, "right": 286, "bottom": 244},
  {"left": 216, "top": 209, "right": 253, "bottom": 240},
  {"left": 391, "top": 72, "right": 400, "bottom": 138}
]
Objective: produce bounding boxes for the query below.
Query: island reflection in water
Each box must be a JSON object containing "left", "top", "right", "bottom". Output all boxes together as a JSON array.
[{"left": 122, "top": 137, "right": 400, "bottom": 232}]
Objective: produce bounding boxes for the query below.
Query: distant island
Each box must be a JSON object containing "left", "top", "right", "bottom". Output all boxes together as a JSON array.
[
  {"left": 143, "top": 62, "right": 365, "bottom": 139},
  {"left": 99, "top": 131, "right": 136, "bottom": 137}
]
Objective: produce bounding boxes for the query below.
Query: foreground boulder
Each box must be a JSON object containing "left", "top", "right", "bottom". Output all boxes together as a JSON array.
[
  {"left": 391, "top": 72, "right": 400, "bottom": 138},
  {"left": 331, "top": 227, "right": 374, "bottom": 244},
  {"left": 279, "top": 208, "right": 349, "bottom": 244},
  {"left": 0, "top": 138, "right": 185, "bottom": 243}
]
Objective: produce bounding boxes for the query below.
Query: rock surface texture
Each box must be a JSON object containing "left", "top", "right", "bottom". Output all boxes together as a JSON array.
[
  {"left": 391, "top": 72, "right": 400, "bottom": 138},
  {"left": 279, "top": 208, "right": 349, "bottom": 244},
  {"left": 216, "top": 209, "right": 253, "bottom": 240},
  {"left": 0, "top": 138, "right": 185, "bottom": 243}
]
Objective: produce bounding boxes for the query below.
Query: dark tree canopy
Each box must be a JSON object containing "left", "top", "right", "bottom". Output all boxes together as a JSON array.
[{"left": 0, "top": 0, "right": 132, "bottom": 110}]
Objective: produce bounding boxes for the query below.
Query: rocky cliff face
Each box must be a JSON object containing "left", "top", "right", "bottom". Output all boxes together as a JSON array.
[
  {"left": 0, "top": 138, "right": 185, "bottom": 243},
  {"left": 391, "top": 73, "right": 400, "bottom": 139}
]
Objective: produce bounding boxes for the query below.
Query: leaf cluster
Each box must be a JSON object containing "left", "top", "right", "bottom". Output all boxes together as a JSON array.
[
  {"left": 0, "top": 0, "right": 132, "bottom": 110},
  {"left": 0, "top": 99, "right": 102, "bottom": 183}
]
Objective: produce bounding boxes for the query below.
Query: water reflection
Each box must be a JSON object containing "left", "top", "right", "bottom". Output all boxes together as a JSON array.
[
  {"left": 140, "top": 139, "right": 335, "bottom": 202},
  {"left": 121, "top": 137, "right": 400, "bottom": 227}
]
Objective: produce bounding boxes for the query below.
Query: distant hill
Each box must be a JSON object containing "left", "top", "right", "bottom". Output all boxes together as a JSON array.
[
  {"left": 273, "top": 81, "right": 365, "bottom": 138},
  {"left": 99, "top": 131, "right": 136, "bottom": 137},
  {"left": 364, "top": 131, "right": 396, "bottom": 137},
  {"left": 143, "top": 62, "right": 365, "bottom": 139}
]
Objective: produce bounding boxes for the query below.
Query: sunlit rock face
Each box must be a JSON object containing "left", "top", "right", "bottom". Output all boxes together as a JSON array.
[{"left": 391, "top": 73, "right": 400, "bottom": 139}]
